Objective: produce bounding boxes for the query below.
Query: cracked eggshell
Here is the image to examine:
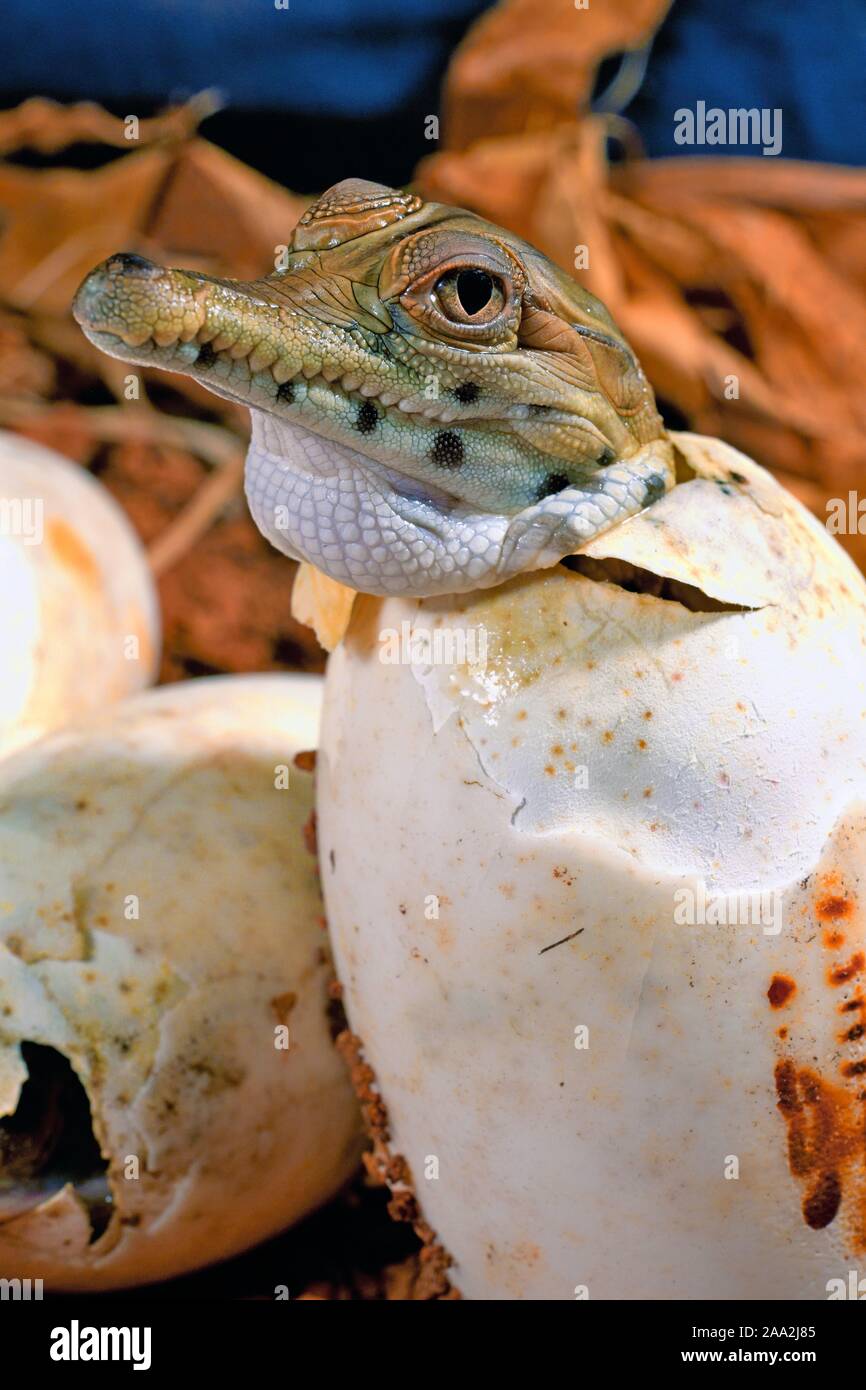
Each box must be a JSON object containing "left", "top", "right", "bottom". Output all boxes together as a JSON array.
[
  {"left": 319, "top": 432, "right": 866, "bottom": 1299},
  {"left": 0, "top": 674, "right": 363, "bottom": 1289},
  {"left": 0, "top": 431, "right": 159, "bottom": 758}
]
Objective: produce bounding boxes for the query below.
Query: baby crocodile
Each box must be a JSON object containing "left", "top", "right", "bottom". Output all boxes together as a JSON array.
[{"left": 73, "top": 178, "right": 673, "bottom": 596}]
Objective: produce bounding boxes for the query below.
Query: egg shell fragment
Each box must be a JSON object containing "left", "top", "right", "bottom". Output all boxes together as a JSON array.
[
  {"left": 0, "top": 674, "right": 363, "bottom": 1290},
  {"left": 318, "top": 433, "right": 866, "bottom": 1299},
  {"left": 0, "top": 431, "right": 160, "bottom": 758}
]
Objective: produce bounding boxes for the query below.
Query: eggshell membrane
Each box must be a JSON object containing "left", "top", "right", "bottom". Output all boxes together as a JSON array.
[
  {"left": 0, "top": 674, "right": 363, "bottom": 1289},
  {"left": 0, "top": 432, "right": 160, "bottom": 757},
  {"left": 318, "top": 434, "right": 866, "bottom": 1299}
]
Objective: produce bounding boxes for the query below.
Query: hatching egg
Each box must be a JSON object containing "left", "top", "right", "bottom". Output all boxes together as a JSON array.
[{"left": 318, "top": 432, "right": 866, "bottom": 1299}]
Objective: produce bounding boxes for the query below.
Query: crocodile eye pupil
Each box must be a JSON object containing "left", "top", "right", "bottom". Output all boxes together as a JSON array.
[
  {"left": 427, "top": 265, "right": 507, "bottom": 327},
  {"left": 456, "top": 269, "right": 493, "bottom": 316}
]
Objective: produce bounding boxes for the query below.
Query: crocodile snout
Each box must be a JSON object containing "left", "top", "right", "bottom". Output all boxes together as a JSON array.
[
  {"left": 73, "top": 255, "right": 208, "bottom": 350},
  {"left": 103, "top": 252, "right": 163, "bottom": 278}
]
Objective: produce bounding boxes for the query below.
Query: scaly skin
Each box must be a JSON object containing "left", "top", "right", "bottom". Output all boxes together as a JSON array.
[{"left": 73, "top": 179, "right": 674, "bottom": 596}]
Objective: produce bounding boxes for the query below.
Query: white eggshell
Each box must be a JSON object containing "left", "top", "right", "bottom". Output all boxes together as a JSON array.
[
  {"left": 0, "top": 432, "right": 160, "bottom": 757},
  {"left": 319, "top": 433, "right": 866, "bottom": 1299},
  {"left": 0, "top": 674, "right": 362, "bottom": 1289}
]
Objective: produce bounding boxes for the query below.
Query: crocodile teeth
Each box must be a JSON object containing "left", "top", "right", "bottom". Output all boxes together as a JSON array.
[
  {"left": 120, "top": 327, "right": 153, "bottom": 348},
  {"left": 341, "top": 374, "right": 363, "bottom": 392},
  {"left": 271, "top": 360, "right": 296, "bottom": 384},
  {"left": 153, "top": 326, "right": 181, "bottom": 348},
  {"left": 211, "top": 333, "right": 237, "bottom": 352},
  {"left": 320, "top": 363, "right": 342, "bottom": 382},
  {"left": 249, "top": 344, "right": 278, "bottom": 373}
]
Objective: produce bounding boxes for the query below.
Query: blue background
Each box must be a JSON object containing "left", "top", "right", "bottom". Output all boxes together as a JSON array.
[{"left": 2, "top": 0, "right": 863, "bottom": 184}]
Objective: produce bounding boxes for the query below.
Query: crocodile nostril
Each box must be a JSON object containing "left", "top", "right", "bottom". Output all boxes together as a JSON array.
[{"left": 105, "top": 252, "right": 161, "bottom": 278}]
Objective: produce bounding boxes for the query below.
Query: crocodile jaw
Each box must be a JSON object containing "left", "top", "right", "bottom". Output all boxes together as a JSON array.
[{"left": 245, "top": 409, "right": 680, "bottom": 596}]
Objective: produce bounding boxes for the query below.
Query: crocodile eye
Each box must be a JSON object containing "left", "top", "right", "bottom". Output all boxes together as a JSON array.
[
  {"left": 434, "top": 268, "right": 505, "bottom": 325},
  {"left": 389, "top": 231, "right": 523, "bottom": 344}
]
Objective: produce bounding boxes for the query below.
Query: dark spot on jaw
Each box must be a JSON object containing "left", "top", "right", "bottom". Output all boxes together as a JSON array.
[
  {"left": 454, "top": 382, "right": 479, "bottom": 404},
  {"left": 276, "top": 381, "right": 296, "bottom": 404},
  {"left": 431, "top": 430, "right": 464, "bottom": 469},
  {"left": 729, "top": 470, "right": 748, "bottom": 484},
  {"left": 195, "top": 342, "right": 217, "bottom": 368},
  {"left": 643, "top": 472, "right": 667, "bottom": 505},
  {"left": 356, "top": 400, "right": 379, "bottom": 435},
  {"left": 597, "top": 445, "right": 616, "bottom": 467},
  {"left": 535, "top": 472, "right": 570, "bottom": 501}
]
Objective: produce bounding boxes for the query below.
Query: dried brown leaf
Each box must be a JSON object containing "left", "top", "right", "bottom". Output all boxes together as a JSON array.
[
  {"left": 0, "top": 92, "right": 218, "bottom": 156},
  {"left": 441, "top": 0, "right": 671, "bottom": 150}
]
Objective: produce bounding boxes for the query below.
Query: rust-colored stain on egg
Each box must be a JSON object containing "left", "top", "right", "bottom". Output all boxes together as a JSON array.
[
  {"left": 770, "top": 818, "right": 866, "bottom": 1250},
  {"left": 816, "top": 894, "right": 855, "bottom": 922},
  {"left": 774, "top": 1060, "right": 864, "bottom": 1243},
  {"left": 829, "top": 953, "right": 865, "bottom": 987},
  {"left": 46, "top": 518, "right": 101, "bottom": 586},
  {"left": 767, "top": 975, "right": 796, "bottom": 1009},
  {"left": 802, "top": 1170, "right": 842, "bottom": 1231}
]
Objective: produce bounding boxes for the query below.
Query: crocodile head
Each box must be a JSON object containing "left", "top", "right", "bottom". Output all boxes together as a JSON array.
[{"left": 73, "top": 178, "right": 673, "bottom": 596}]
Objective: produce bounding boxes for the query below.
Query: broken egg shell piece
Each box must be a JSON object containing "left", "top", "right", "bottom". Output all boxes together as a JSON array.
[
  {"left": 0, "top": 431, "right": 160, "bottom": 758},
  {"left": 0, "top": 674, "right": 363, "bottom": 1289},
  {"left": 582, "top": 431, "right": 826, "bottom": 611},
  {"left": 318, "top": 433, "right": 866, "bottom": 1297},
  {"left": 393, "top": 433, "right": 866, "bottom": 892},
  {"left": 291, "top": 560, "right": 358, "bottom": 652}
]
